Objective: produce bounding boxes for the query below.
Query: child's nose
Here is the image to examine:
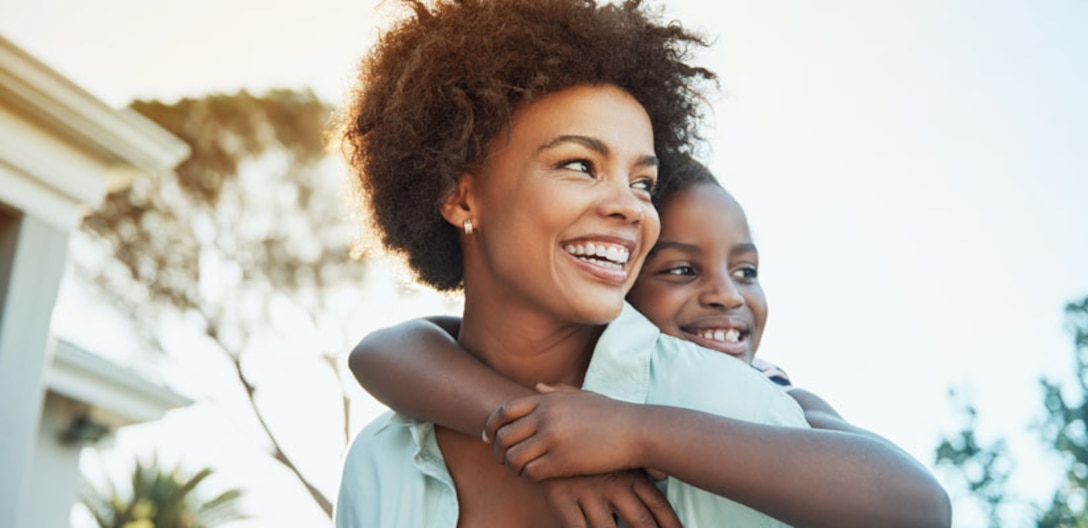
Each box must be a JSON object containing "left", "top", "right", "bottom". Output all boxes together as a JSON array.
[{"left": 698, "top": 273, "right": 744, "bottom": 310}]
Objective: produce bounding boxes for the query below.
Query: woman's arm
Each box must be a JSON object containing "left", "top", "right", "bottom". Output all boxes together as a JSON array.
[{"left": 486, "top": 387, "right": 952, "bottom": 528}]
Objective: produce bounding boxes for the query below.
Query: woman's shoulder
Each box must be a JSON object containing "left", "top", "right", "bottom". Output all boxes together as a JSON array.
[
  {"left": 337, "top": 412, "right": 446, "bottom": 526},
  {"left": 342, "top": 411, "right": 409, "bottom": 475}
]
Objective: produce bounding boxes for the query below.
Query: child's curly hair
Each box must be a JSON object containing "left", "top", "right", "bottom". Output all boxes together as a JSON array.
[
  {"left": 342, "top": 0, "right": 715, "bottom": 290},
  {"left": 653, "top": 153, "right": 722, "bottom": 210}
]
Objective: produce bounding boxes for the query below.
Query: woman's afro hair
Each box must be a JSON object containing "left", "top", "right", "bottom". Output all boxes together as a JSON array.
[{"left": 342, "top": 0, "right": 715, "bottom": 290}]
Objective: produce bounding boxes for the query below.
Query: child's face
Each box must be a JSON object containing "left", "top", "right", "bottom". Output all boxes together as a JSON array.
[{"left": 627, "top": 183, "right": 767, "bottom": 364}]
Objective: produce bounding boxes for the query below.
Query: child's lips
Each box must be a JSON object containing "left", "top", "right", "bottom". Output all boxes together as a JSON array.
[
  {"left": 686, "top": 331, "right": 748, "bottom": 357},
  {"left": 681, "top": 320, "right": 751, "bottom": 358}
]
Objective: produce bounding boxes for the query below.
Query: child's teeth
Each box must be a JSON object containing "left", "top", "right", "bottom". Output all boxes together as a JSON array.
[{"left": 700, "top": 329, "right": 743, "bottom": 343}]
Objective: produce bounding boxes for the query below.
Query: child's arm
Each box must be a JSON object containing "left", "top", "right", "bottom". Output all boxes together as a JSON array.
[
  {"left": 755, "top": 359, "right": 905, "bottom": 444},
  {"left": 754, "top": 359, "right": 900, "bottom": 441},
  {"left": 349, "top": 318, "right": 681, "bottom": 528},
  {"left": 349, "top": 316, "right": 527, "bottom": 435},
  {"left": 485, "top": 386, "right": 952, "bottom": 528},
  {"left": 788, "top": 387, "right": 900, "bottom": 442}
]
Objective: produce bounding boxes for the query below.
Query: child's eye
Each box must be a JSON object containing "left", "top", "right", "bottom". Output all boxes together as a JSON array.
[
  {"left": 664, "top": 265, "right": 696, "bottom": 277},
  {"left": 732, "top": 266, "right": 758, "bottom": 282}
]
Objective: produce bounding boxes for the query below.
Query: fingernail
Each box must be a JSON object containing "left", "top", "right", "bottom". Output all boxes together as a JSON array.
[{"left": 481, "top": 430, "right": 490, "bottom": 443}]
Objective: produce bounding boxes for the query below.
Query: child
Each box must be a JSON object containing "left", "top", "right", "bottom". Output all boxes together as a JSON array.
[
  {"left": 626, "top": 158, "right": 882, "bottom": 439},
  {"left": 350, "top": 157, "right": 950, "bottom": 526}
]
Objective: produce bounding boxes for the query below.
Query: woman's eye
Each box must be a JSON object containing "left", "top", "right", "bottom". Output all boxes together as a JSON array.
[
  {"left": 631, "top": 177, "right": 657, "bottom": 193},
  {"left": 560, "top": 159, "right": 593, "bottom": 174},
  {"left": 732, "top": 267, "right": 758, "bottom": 282}
]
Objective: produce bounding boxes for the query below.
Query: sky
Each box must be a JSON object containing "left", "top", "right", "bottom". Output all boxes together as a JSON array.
[{"left": 4, "top": 0, "right": 1087, "bottom": 526}]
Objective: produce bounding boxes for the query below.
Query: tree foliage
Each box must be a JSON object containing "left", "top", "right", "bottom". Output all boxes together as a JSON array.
[
  {"left": 80, "top": 455, "right": 245, "bottom": 528},
  {"left": 936, "top": 295, "right": 1088, "bottom": 525},
  {"left": 1035, "top": 296, "right": 1088, "bottom": 526},
  {"left": 934, "top": 396, "right": 1011, "bottom": 526},
  {"left": 77, "top": 89, "right": 368, "bottom": 518}
]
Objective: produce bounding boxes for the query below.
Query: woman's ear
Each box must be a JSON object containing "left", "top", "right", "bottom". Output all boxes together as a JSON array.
[{"left": 439, "top": 172, "right": 476, "bottom": 231}]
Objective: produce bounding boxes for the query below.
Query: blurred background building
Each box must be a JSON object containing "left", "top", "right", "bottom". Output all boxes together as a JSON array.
[{"left": 0, "top": 35, "right": 190, "bottom": 528}]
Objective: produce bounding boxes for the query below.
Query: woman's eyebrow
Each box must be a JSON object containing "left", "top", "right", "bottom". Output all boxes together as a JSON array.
[
  {"left": 540, "top": 134, "right": 608, "bottom": 154},
  {"left": 539, "top": 135, "right": 658, "bottom": 168}
]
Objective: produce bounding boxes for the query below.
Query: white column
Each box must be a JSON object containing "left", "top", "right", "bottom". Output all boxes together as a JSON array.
[{"left": 0, "top": 213, "right": 69, "bottom": 528}]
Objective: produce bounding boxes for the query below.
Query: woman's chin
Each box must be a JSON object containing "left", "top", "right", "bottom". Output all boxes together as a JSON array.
[{"left": 568, "top": 298, "right": 626, "bottom": 326}]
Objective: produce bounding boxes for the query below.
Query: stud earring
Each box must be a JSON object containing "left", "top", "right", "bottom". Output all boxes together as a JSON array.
[{"left": 463, "top": 220, "right": 473, "bottom": 235}]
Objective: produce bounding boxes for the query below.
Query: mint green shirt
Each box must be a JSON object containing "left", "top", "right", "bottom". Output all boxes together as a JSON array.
[{"left": 336, "top": 303, "right": 807, "bottom": 527}]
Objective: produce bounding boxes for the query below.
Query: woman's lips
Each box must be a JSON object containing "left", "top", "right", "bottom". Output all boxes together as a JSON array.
[
  {"left": 562, "top": 238, "right": 635, "bottom": 286},
  {"left": 566, "top": 250, "right": 630, "bottom": 285}
]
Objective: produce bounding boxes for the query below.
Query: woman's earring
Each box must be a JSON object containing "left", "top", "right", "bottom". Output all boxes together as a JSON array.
[{"left": 463, "top": 220, "right": 474, "bottom": 235}]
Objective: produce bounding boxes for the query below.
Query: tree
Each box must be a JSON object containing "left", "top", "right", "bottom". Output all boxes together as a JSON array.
[
  {"left": 935, "top": 295, "right": 1088, "bottom": 525},
  {"left": 934, "top": 394, "right": 1012, "bottom": 527},
  {"left": 77, "top": 89, "right": 369, "bottom": 518},
  {"left": 1035, "top": 296, "right": 1088, "bottom": 526},
  {"left": 80, "top": 455, "right": 245, "bottom": 528}
]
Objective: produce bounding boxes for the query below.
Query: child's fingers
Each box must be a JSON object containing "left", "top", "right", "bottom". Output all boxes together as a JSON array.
[
  {"left": 482, "top": 396, "right": 539, "bottom": 444},
  {"left": 610, "top": 490, "right": 665, "bottom": 528},
  {"left": 503, "top": 437, "right": 551, "bottom": 478},
  {"left": 490, "top": 414, "right": 539, "bottom": 467},
  {"left": 547, "top": 498, "right": 588, "bottom": 528},
  {"left": 579, "top": 497, "right": 617, "bottom": 528},
  {"left": 632, "top": 477, "right": 681, "bottom": 528}
]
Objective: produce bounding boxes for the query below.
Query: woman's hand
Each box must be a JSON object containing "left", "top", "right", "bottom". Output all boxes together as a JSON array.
[
  {"left": 483, "top": 384, "right": 647, "bottom": 480},
  {"left": 542, "top": 471, "right": 680, "bottom": 528}
]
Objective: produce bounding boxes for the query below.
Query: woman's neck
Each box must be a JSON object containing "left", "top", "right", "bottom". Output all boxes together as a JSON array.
[{"left": 457, "top": 297, "right": 602, "bottom": 389}]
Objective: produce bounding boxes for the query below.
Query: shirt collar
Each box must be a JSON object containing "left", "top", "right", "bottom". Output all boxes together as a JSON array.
[{"left": 581, "top": 302, "right": 659, "bottom": 404}]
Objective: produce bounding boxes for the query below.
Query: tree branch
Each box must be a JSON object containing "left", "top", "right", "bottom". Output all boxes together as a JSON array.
[{"left": 208, "top": 324, "right": 334, "bottom": 518}]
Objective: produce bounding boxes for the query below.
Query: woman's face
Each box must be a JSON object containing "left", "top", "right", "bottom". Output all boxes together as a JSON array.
[
  {"left": 627, "top": 183, "right": 767, "bottom": 364},
  {"left": 464, "top": 84, "right": 660, "bottom": 325}
]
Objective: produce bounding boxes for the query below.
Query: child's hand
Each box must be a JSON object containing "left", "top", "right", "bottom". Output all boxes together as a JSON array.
[
  {"left": 542, "top": 471, "right": 680, "bottom": 528},
  {"left": 483, "top": 384, "right": 645, "bottom": 480}
]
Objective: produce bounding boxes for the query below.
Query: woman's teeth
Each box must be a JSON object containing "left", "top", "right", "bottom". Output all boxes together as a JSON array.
[
  {"left": 700, "top": 328, "right": 742, "bottom": 343},
  {"left": 564, "top": 242, "right": 630, "bottom": 270}
]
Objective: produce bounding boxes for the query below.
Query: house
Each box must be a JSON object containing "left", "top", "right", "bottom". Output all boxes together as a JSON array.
[{"left": 0, "top": 34, "right": 190, "bottom": 527}]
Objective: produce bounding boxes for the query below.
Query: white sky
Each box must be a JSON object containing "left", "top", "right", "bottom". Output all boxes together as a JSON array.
[{"left": 4, "top": 0, "right": 1088, "bottom": 526}]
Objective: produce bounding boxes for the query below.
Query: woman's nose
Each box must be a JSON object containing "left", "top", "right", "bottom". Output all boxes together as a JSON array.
[{"left": 598, "top": 177, "right": 647, "bottom": 224}]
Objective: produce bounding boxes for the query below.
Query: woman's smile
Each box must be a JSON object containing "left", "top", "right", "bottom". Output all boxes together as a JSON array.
[{"left": 561, "top": 237, "right": 636, "bottom": 285}]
